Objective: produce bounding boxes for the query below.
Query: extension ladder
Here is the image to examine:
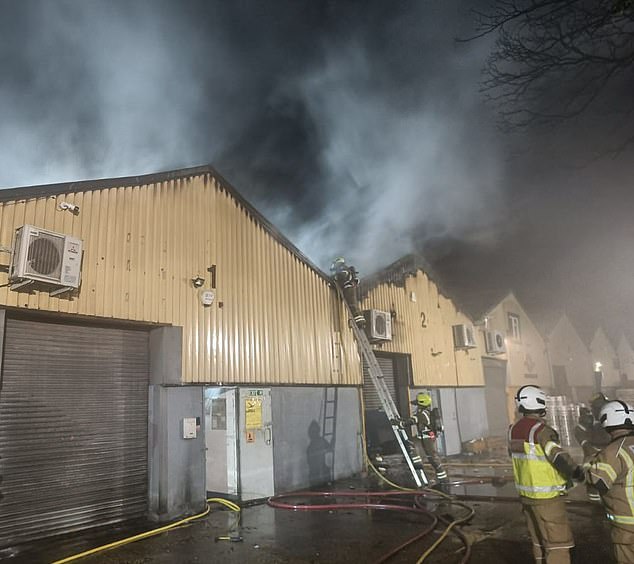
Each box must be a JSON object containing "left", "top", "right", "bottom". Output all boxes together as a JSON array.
[{"left": 337, "top": 289, "right": 428, "bottom": 487}]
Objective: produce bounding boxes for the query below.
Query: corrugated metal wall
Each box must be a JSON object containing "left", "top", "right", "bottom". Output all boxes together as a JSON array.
[
  {"left": 360, "top": 271, "right": 484, "bottom": 387},
  {"left": 0, "top": 173, "right": 360, "bottom": 386},
  {"left": 485, "top": 295, "right": 550, "bottom": 389}
]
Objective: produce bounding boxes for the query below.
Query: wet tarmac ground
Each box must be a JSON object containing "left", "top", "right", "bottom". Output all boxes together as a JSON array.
[{"left": 4, "top": 461, "right": 615, "bottom": 564}]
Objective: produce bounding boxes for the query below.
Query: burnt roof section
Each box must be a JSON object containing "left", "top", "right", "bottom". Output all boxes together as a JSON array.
[
  {"left": 0, "top": 164, "right": 330, "bottom": 282},
  {"left": 359, "top": 253, "right": 468, "bottom": 308},
  {"left": 362, "top": 253, "right": 511, "bottom": 321}
]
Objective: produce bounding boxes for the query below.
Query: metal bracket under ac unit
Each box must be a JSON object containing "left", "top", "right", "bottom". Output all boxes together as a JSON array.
[
  {"left": 10, "top": 280, "right": 34, "bottom": 291},
  {"left": 49, "top": 286, "right": 74, "bottom": 297}
]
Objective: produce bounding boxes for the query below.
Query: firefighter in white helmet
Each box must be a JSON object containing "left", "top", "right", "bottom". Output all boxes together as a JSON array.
[
  {"left": 330, "top": 257, "right": 365, "bottom": 328},
  {"left": 586, "top": 400, "right": 634, "bottom": 563},
  {"left": 508, "top": 385, "right": 585, "bottom": 564}
]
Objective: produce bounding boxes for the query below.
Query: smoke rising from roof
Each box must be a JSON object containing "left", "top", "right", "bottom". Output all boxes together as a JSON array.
[
  {"left": 281, "top": 40, "right": 503, "bottom": 273},
  {"left": 1, "top": 1, "right": 634, "bottom": 341}
]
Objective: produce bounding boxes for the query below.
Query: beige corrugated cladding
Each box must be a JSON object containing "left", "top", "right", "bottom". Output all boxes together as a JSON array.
[
  {"left": 360, "top": 270, "right": 484, "bottom": 387},
  {"left": 0, "top": 170, "right": 360, "bottom": 385}
]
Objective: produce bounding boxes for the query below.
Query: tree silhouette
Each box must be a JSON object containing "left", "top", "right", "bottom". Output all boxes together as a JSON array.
[{"left": 472, "top": 0, "right": 634, "bottom": 148}]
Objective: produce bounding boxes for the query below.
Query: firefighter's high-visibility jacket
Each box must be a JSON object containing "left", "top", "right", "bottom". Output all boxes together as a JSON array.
[
  {"left": 508, "top": 414, "right": 577, "bottom": 500},
  {"left": 587, "top": 430, "right": 634, "bottom": 525}
]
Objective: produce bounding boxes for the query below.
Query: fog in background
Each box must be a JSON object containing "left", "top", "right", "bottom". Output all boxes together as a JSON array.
[{"left": 1, "top": 0, "right": 633, "bottom": 341}]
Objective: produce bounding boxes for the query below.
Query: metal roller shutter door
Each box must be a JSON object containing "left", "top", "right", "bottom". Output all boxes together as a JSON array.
[
  {"left": 0, "top": 318, "right": 149, "bottom": 548},
  {"left": 362, "top": 356, "right": 395, "bottom": 411}
]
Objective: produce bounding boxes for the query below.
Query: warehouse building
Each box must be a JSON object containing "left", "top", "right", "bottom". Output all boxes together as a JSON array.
[
  {"left": 358, "top": 255, "right": 489, "bottom": 457},
  {"left": 0, "top": 165, "right": 363, "bottom": 548}
]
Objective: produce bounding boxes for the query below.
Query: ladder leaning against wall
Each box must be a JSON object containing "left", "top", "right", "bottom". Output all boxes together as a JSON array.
[{"left": 336, "top": 287, "right": 428, "bottom": 487}]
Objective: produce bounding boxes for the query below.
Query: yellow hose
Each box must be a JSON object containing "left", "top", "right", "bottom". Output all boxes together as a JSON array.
[
  {"left": 416, "top": 520, "right": 459, "bottom": 563},
  {"left": 51, "top": 498, "right": 240, "bottom": 564}
]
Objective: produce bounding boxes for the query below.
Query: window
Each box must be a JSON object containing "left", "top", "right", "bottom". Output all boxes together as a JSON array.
[{"left": 508, "top": 313, "right": 521, "bottom": 340}]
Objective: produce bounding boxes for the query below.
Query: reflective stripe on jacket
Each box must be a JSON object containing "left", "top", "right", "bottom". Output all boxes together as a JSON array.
[
  {"left": 587, "top": 432, "right": 634, "bottom": 525},
  {"left": 410, "top": 409, "right": 434, "bottom": 438},
  {"left": 508, "top": 416, "right": 567, "bottom": 500}
]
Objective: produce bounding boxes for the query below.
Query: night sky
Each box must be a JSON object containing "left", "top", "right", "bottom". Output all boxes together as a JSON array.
[{"left": 1, "top": 1, "right": 633, "bottom": 342}]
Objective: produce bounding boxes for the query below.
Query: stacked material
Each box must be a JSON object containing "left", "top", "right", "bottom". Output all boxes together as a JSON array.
[{"left": 545, "top": 396, "right": 578, "bottom": 447}]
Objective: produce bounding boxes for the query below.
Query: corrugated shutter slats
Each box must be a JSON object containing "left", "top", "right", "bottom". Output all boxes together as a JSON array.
[
  {"left": 0, "top": 318, "right": 149, "bottom": 548},
  {"left": 362, "top": 357, "right": 395, "bottom": 411}
]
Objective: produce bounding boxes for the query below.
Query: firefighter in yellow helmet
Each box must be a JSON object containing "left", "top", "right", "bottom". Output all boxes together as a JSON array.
[
  {"left": 402, "top": 392, "right": 448, "bottom": 489},
  {"left": 508, "top": 385, "right": 585, "bottom": 564},
  {"left": 586, "top": 400, "right": 634, "bottom": 563}
]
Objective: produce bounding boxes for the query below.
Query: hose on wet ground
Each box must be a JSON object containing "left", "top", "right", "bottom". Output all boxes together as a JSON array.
[
  {"left": 267, "top": 488, "right": 474, "bottom": 564},
  {"left": 50, "top": 497, "right": 241, "bottom": 564}
]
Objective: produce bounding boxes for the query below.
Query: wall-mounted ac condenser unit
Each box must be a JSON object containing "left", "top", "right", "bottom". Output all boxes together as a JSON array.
[
  {"left": 485, "top": 330, "right": 506, "bottom": 355},
  {"left": 9, "top": 225, "right": 83, "bottom": 289},
  {"left": 452, "top": 324, "right": 477, "bottom": 349},
  {"left": 363, "top": 309, "right": 392, "bottom": 342}
]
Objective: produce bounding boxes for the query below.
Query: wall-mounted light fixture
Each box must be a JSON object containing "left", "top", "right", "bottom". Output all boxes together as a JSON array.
[
  {"left": 191, "top": 275, "right": 205, "bottom": 288},
  {"left": 58, "top": 201, "right": 80, "bottom": 215}
]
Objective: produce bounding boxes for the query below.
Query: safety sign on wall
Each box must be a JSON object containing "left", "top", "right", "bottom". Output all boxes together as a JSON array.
[{"left": 245, "top": 397, "right": 263, "bottom": 430}]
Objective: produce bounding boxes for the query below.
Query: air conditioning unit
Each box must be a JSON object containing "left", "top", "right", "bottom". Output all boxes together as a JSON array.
[
  {"left": 363, "top": 309, "right": 392, "bottom": 342},
  {"left": 485, "top": 330, "right": 506, "bottom": 355},
  {"left": 9, "top": 225, "right": 83, "bottom": 289},
  {"left": 452, "top": 324, "right": 477, "bottom": 349}
]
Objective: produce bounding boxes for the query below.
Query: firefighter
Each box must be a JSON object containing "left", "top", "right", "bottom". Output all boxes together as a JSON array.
[
  {"left": 574, "top": 392, "right": 611, "bottom": 461},
  {"left": 586, "top": 400, "right": 634, "bottom": 563},
  {"left": 403, "top": 392, "right": 448, "bottom": 488},
  {"left": 508, "top": 385, "right": 585, "bottom": 564},
  {"left": 330, "top": 257, "right": 365, "bottom": 328}
]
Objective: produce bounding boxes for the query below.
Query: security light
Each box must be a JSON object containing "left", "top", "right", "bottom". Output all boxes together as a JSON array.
[{"left": 191, "top": 275, "right": 205, "bottom": 288}]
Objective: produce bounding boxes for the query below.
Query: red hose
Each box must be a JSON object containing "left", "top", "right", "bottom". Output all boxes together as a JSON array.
[{"left": 267, "top": 490, "right": 472, "bottom": 563}]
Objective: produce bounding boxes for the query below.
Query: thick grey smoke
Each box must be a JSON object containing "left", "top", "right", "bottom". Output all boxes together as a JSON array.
[
  {"left": 277, "top": 39, "right": 502, "bottom": 273},
  {"left": 0, "top": 1, "right": 240, "bottom": 186},
  {"left": 0, "top": 1, "right": 503, "bottom": 278},
  {"left": 3, "top": 1, "right": 633, "bottom": 340}
]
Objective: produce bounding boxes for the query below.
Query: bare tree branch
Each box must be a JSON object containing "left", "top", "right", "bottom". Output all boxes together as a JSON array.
[{"left": 469, "top": 0, "right": 634, "bottom": 134}]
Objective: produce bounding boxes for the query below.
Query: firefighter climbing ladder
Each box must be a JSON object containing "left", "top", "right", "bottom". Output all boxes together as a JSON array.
[{"left": 336, "top": 288, "right": 428, "bottom": 487}]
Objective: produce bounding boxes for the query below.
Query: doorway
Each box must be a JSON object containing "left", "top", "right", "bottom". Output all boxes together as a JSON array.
[{"left": 204, "top": 387, "right": 238, "bottom": 495}]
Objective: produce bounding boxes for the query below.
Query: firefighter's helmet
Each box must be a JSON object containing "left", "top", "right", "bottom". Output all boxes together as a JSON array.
[
  {"left": 330, "top": 257, "right": 346, "bottom": 273},
  {"left": 515, "top": 385, "right": 546, "bottom": 412},
  {"left": 599, "top": 400, "right": 634, "bottom": 429},
  {"left": 416, "top": 392, "right": 432, "bottom": 408}
]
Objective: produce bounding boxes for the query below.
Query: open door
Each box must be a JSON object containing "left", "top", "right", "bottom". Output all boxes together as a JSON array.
[
  {"left": 238, "top": 388, "right": 274, "bottom": 501},
  {"left": 204, "top": 387, "right": 238, "bottom": 495}
]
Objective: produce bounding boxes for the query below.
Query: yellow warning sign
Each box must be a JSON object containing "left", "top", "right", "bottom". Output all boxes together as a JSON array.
[{"left": 245, "top": 397, "right": 263, "bottom": 429}]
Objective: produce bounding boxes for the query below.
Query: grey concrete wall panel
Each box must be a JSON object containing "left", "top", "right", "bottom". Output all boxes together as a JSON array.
[
  {"left": 438, "top": 389, "right": 461, "bottom": 456},
  {"left": 148, "top": 385, "right": 206, "bottom": 521},
  {"left": 455, "top": 387, "right": 489, "bottom": 442},
  {"left": 272, "top": 387, "right": 363, "bottom": 492},
  {"left": 149, "top": 326, "right": 183, "bottom": 385},
  {"left": 483, "top": 358, "right": 510, "bottom": 436}
]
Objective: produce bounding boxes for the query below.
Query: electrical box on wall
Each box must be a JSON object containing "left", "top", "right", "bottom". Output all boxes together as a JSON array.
[{"left": 182, "top": 417, "right": 198, "bottom": 439}]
